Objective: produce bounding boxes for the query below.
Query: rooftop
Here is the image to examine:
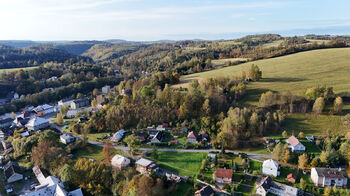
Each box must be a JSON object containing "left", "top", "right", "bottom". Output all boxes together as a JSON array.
[{"left": 216, "top": 168, "right": 232, "bottom": 179}]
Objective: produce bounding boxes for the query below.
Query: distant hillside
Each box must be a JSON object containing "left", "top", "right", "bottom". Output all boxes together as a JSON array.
[
  {"left": 0, "top": 40, "right": 39, "bottom": 48},
  {"left": 0, "top": 45, "right": 91, "bottom": 69},
  {"left": 83, "top": 43, "right": 149, "bottom": 61},
  {"left": 54, "top": 41, "right": 104, "bottom": 55}
]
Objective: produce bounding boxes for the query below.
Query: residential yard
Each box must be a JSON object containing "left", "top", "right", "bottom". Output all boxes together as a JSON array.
[
  {"left": 148, "top": 151, "right": 207, "bottom": 177},
  {"left": 72, "top": 144, "right": 105, "bottom": 161}
]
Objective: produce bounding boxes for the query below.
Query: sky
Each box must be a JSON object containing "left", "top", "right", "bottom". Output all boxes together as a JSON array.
[{"left": 1, "top": 0, "right": 350, "bottom": 41}]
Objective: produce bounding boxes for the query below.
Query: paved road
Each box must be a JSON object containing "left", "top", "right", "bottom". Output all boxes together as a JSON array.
[{"left": 50, "top": 123, "right": 272, "bottom": 161}]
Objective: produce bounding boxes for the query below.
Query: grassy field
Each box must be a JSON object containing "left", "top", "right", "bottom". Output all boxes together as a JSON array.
[
  {"left": 149, "top": 151, "right": 207, "bottom": 177},
  {"left": 0, "top": 66, "right": 38, "bottom": 73},
  {"left": 211, "top": 58, "right": 249, "bottom": 66},
  {"left": 174, "top": 48, "right": 350, "bottom": 106},
  {"left": 283, "top": 113, "right": 344, "bottom": 136}
]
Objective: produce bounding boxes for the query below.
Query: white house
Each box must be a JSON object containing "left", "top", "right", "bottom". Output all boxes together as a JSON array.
[
  {"left": 58, "top": 98, "right": 74, "bottom": 108},
  {"left": 111, "top": 154, "right": 130, "bottom": 169},
  {"left": 26, "top": 117, "right": 50, "bottom": 131},
  {"left": 286, "top": 136, "right": 305, "bottom": 152},
  {"left": 187, "top": 131, "right": 198, "bottom": 143},
  {"left": 29, "top": 166, "right": 83, "bottom": 196},
  {"left": 311, "top": 167, "right": 348, "bottom": 187},
  {"left": 102, "top": 85, "right": 111, "bottom": 94},
  {"left": 256, "top": 176, "right": 298, "bottom": 196},
  {"left": 4, "top": 161, "right": 23, "bottom": 183},
  {"left": 60, "top": 134, "right": 75, "bottom": 144},
  {"left": 262, "top": 159, "right": 280, "bottom": 177}
]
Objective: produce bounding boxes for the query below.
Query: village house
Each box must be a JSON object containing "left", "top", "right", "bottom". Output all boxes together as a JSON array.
[
  {"left": 33, "top": 104, "right": 55, "bottom": 116},
  {"left": 4, "top": 161, "right": 23, "bottom": 183},
  {"left": 311, "top": 167, "right": 348, "bottom": 187},
  {"left": 111, "top": 154, "right": 130, "bottom": 169},
  {"left": 135, "top": 158, "right": 158, "bottom": 174},
  {"left": 0, "top": 117, "right": 13, "bottom": 129},
  {"left": 58, "top": 98, "right": 75, "bottom": 108},
  {"left": 286, "top": 136, "right": 305, "bottom": 152},
  {"left": 111, "top": 129, "right": 125, "bottom": 142},
  {"left": 148, "top": 129, "right": 160, "bottom": 138},
  {"left": 215, "top": 168, "right": 232, "bottom": 184},
  {"left": 60, "top": 134, "right": 75, "bottom": 144},
  {"left": 134, "top": 132, "right": 148, "bottom": 142},
  {"left": 187, "top": 131, "right": 198, "bottom": 143},
  {"left": 28, "top": 166, "right": 83, "bottom": 196},
  {"left": 195, "top": 185, "right": 214, "bottom": 196},
  {"left": 286, "top": 173, "right": 296, "bottom": 184},
  {"left": 262, "top": 159, "right": 280, "bottom": 177},
  {"left": 151, "top": 131, "right": 163, "bottom": 143},
  {"left": 26, "top": 117, "right": 50, "bottom": 131},
  {"left": 256, "top": 176, "right": 298, "bottom": 196},
  {"left": 70, "top": 98, "right": 89, "bottom": 110},
  {"left": 102, "top": 85, "right": 111, "bottom": 94}
]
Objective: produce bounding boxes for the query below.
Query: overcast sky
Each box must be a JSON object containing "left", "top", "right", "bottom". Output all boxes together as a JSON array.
[{"left": 1, "top": 0, "right": 350, "bottom": 41}]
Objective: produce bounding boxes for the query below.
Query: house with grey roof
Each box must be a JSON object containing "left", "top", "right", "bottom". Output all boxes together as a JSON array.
[
  {"left": 4, "top": 161, "right": 23, "bottom": 183},
  {"left": 311, "top": 167, "right": 348, "bottom": 187},
  {"left": 256, "top": 176, "right": 298, "bottom": 196}
]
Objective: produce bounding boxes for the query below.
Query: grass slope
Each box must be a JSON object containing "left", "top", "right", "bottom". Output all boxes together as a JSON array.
[
  {"left": 0, "top": 66, "right": 38, "bottom": 73},
  {"left": 175, "top": 48, "right": 350, "bottom": 105}
]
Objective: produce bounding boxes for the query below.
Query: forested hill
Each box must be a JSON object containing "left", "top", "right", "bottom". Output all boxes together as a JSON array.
[
  {"left": 0, "top": 44, "right": 92, "bottom": 69},
  {"left": 54, "top": 41, "right": 105, "bottom": 55}
]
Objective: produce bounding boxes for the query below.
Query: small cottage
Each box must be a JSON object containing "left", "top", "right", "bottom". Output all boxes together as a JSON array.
[
  {"left": 286, "top": 136, "right": 305, "bottom": 152},
  {"left": 60, "top": 134, "right": 75, "bottom": 144},
  {"left": 111, "top": 154, "right": 130, "bottom": 169},
  {"left": 262, "top": 159, "right": 280, "bottom": 177},
  {"left": 4, "top": 161, "right": 23, "bottom": 183},
  {"left": 215, "top": 168, "right": 232, "bottom": 184},
  {"left": 187, "top": 131, "right": 198, "bottom": 143},
  {"left": 135, "top": 158, "right": 158, "bottom": 174}
]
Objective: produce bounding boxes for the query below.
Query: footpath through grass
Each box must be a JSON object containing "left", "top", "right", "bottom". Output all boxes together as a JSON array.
[{"left": 149, "top": 151, "right": 207, "bottom": 177}]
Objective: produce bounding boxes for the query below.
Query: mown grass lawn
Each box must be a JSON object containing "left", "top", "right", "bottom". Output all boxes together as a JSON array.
[
  {"left": 72, "top": 144, "right": 105, "bottom": 161},
  {"left": 149, "top": 151, "right": 207, "bottom": 177}
]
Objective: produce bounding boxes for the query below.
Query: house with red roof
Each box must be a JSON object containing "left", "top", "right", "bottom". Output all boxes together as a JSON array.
[
  {"left": 215, "top": 168, "right": 232, "bottom": 184},
  {"left": 286, "top": 173, "right": 296, "bottom": 184},
  {"left": 286, "top": 136, "right": 305, "bottom": 152},
  {"left": 187, "top": 131, "right": 198, "bottom": 143}
]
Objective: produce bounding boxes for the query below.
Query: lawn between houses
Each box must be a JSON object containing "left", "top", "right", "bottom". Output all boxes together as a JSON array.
[{"left": 148, "top": 151, "right": 207, "bottom": 177}]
